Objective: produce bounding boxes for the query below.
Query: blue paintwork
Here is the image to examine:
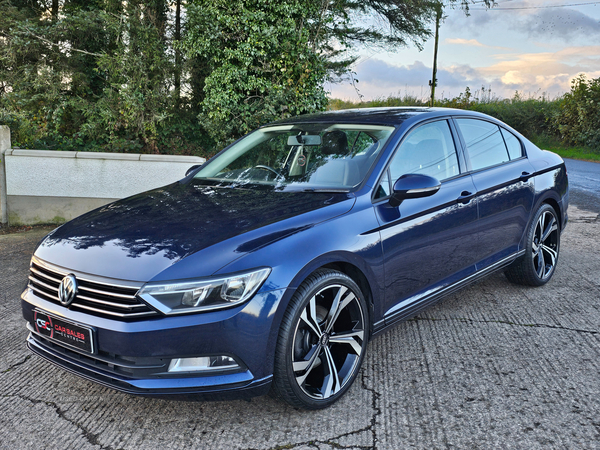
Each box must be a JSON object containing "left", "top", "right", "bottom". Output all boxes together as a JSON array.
[
  {"left": 470, "top": 158, "right": 536, "bottom": 269},
  {"left": 21, "top": 107, "right": 569, "bottom": 400},
  {"left": 376, "top": 173, "right": 480, "bottom": 320},
  {"left": 35, "top": 184, "right": 354, "bottom": 282}
]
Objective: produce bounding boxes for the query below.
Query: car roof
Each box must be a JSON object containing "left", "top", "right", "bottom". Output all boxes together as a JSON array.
[{"left": 266, "top": 107, "right": 487, "bottom": 127}]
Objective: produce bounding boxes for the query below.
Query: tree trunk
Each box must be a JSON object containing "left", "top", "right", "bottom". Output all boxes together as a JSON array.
[
  {"left": 174, "top": 0, "right": 181, "bottom": 105},
  {"left": 51, "top": 0, "right": 59, "bottom": 20}
]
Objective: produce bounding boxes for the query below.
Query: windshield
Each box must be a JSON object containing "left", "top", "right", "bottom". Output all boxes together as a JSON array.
[{"left": 193, "top": 123, "right": 395, "bottom": 191}]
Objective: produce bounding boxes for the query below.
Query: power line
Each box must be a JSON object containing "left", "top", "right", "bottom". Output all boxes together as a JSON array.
[{"left": 471, "top": 1, "right": 599, "bottom": 10}]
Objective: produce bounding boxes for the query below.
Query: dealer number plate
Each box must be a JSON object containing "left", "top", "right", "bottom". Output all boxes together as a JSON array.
[{"left": 33, "top": 310, "right": 94, "bottom": 353}]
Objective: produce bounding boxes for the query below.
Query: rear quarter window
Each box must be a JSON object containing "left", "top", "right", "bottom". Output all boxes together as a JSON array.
[{"left": 501, "top": 128, "right": 524, "bottom": 160}]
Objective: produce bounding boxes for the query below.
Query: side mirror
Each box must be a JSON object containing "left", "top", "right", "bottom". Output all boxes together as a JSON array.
[
  {"left": 185, "top": 164, "right": 202, "bottom": 177},
  {"left": 389, "top": 174, "right": 441, "bottom": 207}
]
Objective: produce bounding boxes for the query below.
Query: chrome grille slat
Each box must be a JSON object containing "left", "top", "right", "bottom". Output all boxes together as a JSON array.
[
  {"left": 76, "top": 294, "right": 143, "bottom": 311},
  {"left": 29, "top": 284, "right": 60, "bottom": 302},
  {"left": 30, "top": 266, "right": 63, "bottom": 284},
  {"left": 74, "top": 303, "right": 157, "bottom": 318},
  {"left": 78, "top": 285, "right": 137, "bottom": 300},
  {"left": 28, "top": 258, "right": 158, "bottom": 321},
  {"left": 32, "top": 256, "right": 142, "bottom": 289},
  {"left": 28, "top": 275, "right": 59, "bottom": 293}
]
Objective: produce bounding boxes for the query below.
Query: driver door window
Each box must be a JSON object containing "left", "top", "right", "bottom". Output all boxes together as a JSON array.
[{"left": 388, "top": 120, "right": 460, "bottom": 183}]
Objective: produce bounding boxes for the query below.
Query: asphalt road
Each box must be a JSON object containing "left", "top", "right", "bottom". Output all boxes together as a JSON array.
[
  {"left": 564, "top": 158, "right": 600, "bottom": 213},
  {"left": 0, "top": 162, "right": 599, "bottom": 449}
]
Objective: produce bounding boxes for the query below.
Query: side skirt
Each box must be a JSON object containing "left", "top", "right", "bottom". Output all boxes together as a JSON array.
[{"left": 372, "top": 250, "right": 526, "bottom": 336}]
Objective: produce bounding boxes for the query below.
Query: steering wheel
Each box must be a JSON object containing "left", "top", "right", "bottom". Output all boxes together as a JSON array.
[{"left": 254, "top": 165, "right": 282, "bottom": 178}]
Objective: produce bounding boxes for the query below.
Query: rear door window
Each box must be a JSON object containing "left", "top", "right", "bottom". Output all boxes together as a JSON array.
[{"left": 456, "top": 119, "right": 510, "bottom": 171}]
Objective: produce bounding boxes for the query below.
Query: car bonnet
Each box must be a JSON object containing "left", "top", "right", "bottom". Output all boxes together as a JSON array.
[{"left": 33, "top": 181, "right": 355, "bottom": 281}]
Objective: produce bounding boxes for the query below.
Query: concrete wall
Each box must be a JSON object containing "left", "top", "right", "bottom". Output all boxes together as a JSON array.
[
  {"left": 0, "top": 127, "right": 205, "bottom": 225},
  {"left": 0, "top": 126, "right": 10, "bottom": 225}
]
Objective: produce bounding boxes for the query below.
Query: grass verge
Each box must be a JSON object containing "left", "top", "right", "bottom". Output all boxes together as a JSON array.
[
  {"left": 0, "top": 224, "right": 56, "bottom": 236},
  {"left": 529, "top": 135, "right": 600, "bottom": 162},
  {"left": 328, "top": 97, "right": 600, "bottom": 163}
]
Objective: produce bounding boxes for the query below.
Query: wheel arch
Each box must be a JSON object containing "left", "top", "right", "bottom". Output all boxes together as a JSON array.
[
  {"left": 541, "top": 196, "right": 562, "bottom": 231},
  {"left": 530, "top": 189, "right": 564, "bottom": 232},
  {"left": 517, "top": 187, "right": 564, "bottom": 262},
  {"left": 320, "top": 261, "right": 375, "bottom": 325},
  {"left": 276, "top": 252, "right": 379, "bottom": 336}
]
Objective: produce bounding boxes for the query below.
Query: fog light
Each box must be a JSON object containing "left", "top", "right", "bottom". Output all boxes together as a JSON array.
[{"left": 168, "top": 356, "right": 239, "bottom": 373}]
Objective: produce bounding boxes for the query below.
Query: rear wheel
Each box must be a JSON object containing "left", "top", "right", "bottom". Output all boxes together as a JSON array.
[
  {"left": 505, "top": 203, "right": 560, "bottom": 286},
  {"left": 273, "top": 269, "right": 369, "bottom": 409}
]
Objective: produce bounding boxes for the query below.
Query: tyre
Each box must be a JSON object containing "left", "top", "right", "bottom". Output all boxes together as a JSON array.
[
  {"left": 272, "top": 269, "right": 369, "bottom": 409},
  {"left": 505, "top": 203, "right": 560, "bottom": 286}
]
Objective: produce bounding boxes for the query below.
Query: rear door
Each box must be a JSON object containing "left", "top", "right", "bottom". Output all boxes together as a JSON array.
[{"left": 453, "top": 118, "right": 535, "bottom": 269}]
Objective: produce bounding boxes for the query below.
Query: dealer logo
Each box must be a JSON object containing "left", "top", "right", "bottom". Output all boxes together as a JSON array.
[
  {"left": 58, "top": 274, "right": 78, "bottom": 306},
  {"left": 34, "top": 311, "right": 54, "bottom": 338}
]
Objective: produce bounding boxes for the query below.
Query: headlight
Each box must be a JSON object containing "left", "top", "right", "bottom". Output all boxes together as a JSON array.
[{"left": 138, "top": 268, "right": 271, "bottom": 315}]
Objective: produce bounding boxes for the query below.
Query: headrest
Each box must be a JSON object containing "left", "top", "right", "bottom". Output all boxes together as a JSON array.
[{"left": 321, "top": 131, "right": 348, "bottom": 155}]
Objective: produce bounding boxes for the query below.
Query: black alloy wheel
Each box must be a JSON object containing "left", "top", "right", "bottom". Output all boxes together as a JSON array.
[
  {"left": 505, "top": 203, "right": 560, "bottom": 286},
  {"left": 273, "top": 269, "right": 369, "bottom": 409}
]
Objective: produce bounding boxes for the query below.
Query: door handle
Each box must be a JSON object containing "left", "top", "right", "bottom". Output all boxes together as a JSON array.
[
  {"left": 457, "top": 191, "right": 475, "bottom": 204},
  {"left": 519, "top": 171, "right": 532, "bottom": 182}
]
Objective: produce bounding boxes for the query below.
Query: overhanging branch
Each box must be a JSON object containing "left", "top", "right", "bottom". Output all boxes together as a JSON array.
[{"left": 1, "top": 30, "right": 103, "bottom": 57}]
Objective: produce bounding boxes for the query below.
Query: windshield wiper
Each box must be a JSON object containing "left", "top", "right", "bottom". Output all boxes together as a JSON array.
[{"left": 302, "top": 188, "right": 350, "bottom": 193}]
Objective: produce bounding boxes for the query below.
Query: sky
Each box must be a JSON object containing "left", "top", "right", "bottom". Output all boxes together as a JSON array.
[{"left": 327, "top": 0, "right": 600, "bottom": 102}]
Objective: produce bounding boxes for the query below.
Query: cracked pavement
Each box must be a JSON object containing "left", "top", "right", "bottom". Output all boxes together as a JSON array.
[{"left": 1, "top": 206, "right": 599, "bottom": 449}]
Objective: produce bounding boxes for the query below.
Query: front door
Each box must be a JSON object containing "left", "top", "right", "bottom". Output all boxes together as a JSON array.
[{"left": 373, "top": 119, "right": 480, "bottom": 324}]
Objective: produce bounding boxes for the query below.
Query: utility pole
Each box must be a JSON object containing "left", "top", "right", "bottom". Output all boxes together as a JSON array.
[{"left": 430, "top": 3, "right": 442, "bottom": 107}]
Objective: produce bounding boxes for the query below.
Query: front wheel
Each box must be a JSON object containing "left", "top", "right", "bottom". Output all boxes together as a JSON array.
[
  {"left": 505, "top": 203, "right": 560, "bottom": 286},
  {"left": 272, "top": 269, "right": 369, "bottom": 409}
]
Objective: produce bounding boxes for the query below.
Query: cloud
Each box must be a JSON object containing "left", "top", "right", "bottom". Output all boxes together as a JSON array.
[
  {"left": 445, "top": 38, "right": 510, "bottom": 50},
  {"left": 515, "top": 8, "right": 600, "bottom": 41},
  {"left": 446, "top": 38, "right": 485, "bottom": 47},
  {"left": 354, "top": 60, "right": 429, "bottom": 88},
  {"left": 328, "top": 48, "right": 600, "bottom": 101},
  {"left": 328, "top": 58, "right": 490, "bottom": 100},
  {"left": 444, "top": 4, "right": 600, "bottom": 46},
  {"left": 444, "top": 38, "right": 510, "bottom": 50},
  {"left": 468, "top": 44, "right": 600, "bottom": 95},
  {"left": 351, "top": 59, "right": 486, "bottom": 90},
  {"left": 481, "top": 47, "right": 600, "bottom": 82},
  {"left": 443, "top": 7, "right": 499, "bottom": 37}
]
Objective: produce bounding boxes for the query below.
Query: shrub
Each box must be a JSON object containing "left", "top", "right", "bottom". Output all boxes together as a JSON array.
[{"left": 556, "top": 75, "right": 600, "bottom": 149}]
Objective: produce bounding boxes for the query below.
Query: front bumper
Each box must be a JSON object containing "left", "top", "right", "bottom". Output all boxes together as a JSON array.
[{"left": 21, "top": 286, "right": 286, "bottom": 400}]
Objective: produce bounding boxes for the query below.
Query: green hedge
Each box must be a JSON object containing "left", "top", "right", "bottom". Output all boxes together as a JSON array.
[{"left": 330, "top": 78, "right": 600, "bottom": 154}]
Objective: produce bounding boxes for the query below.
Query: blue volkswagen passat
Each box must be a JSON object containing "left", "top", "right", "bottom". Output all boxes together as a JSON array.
[{"left": 22, "top": 108, "right": 568, "bottom": 409}]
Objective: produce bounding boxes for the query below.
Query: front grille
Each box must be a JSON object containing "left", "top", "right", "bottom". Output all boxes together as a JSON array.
[{"left": 28, "top": 257, "right": 159, "bottom": 320}]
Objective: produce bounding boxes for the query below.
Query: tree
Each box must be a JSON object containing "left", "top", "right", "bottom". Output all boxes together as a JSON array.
[
  {"left": 0, "top": 0, "right": 492, "bottom": 153},
  {"left": 0, "top": 0, "right": 188, "bottom": 152},
  {"left": 182, "top": 0, "right": 451, "bottom": 145},
  {"left": 183, "top": 0, "right": 331, "bottom": 145}
]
